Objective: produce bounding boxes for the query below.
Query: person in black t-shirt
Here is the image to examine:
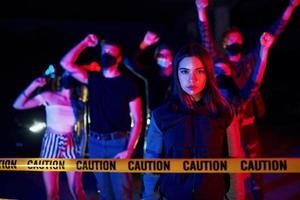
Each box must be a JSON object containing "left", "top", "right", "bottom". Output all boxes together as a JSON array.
[{"left": 60, "top": 34, "right": 142, "bottom": 200}]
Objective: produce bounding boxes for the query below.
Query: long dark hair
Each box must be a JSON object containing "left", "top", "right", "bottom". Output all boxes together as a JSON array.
[{"left": 171, "top": 43, "right": 230, "bottom": 114}]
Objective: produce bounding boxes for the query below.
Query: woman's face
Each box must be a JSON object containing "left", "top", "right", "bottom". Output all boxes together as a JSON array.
[{"left": 178, "top": 56, "right": 206, "bottom": 101}]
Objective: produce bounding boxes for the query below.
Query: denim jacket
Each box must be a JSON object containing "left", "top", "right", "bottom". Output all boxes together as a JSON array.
[{"left": 143, "top": 101, "right": 232, "bottom": 200}]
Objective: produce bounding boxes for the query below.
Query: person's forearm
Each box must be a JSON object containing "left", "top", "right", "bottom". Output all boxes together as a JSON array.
[
  {"left": 60, "top": 40, "right": 88, "bottom": 72},
  {"left": 13, "top": 81, "right": 39, "bottom": 109},
  {"left": 197, "top": 7, "right": 207, "bottom": 22},
  {"left": 139, "top": 41, "right": 149, "bottom": 50},
  {"left": 252, "top": 46, "right": 270, "bottom": 85},
  {"left": 127, "top": 118, "right": 143, "bottom": 156}
]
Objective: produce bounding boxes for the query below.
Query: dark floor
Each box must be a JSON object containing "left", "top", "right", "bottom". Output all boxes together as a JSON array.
[{"left": 0, "top": 124, "right": 300, "bottom": 200}]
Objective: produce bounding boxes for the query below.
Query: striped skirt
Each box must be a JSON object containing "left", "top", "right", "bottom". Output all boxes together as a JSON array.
[{"left": 40, "top": 128, "right": 77, "bottom": 159}]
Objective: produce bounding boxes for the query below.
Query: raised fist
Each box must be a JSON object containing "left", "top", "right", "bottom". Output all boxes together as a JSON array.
[
  {"left": 195, "top": 0, "right": 208, "bottom": 9},
  {"left": 143, "top": 31, "right": 160, "bottom": 46},
  {"left": 33, "top": 77, "right": 47, "bottom": 88},
  {"left": 260, "top": 32, "right": 274, "bottom": 48},
  {"left": 84, "top": 34, "right": 98, "bottom": 47}
]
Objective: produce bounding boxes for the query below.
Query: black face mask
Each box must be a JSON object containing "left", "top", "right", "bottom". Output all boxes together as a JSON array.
[
  {"left": 225, "top": 43, "right": 242, "bottom": 56},
  {"left": 60, "top": 75, "right": 74, "bottom": 89},
  {"left": 101, "top": 53, "right": 118, "bottom": 69}
]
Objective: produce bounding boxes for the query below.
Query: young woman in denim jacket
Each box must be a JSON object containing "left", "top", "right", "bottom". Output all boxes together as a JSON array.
[{"left": 143, "top": 44, "right": 235, "bottom": 200}]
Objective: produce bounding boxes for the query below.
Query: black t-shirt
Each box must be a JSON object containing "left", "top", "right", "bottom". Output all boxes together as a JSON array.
[{"left": 88, "top": 71, "right": 140, "bottom": 133}]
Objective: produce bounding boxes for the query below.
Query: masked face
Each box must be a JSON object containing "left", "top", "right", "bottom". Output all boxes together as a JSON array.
[
  {"left": 100, "top": 44, "right": 121, "bottom": 69},
  {"left": 224, "top": 43, "right": 243, "bottom": 56},
  {"left": 157, "top": 58, "right": 172, "bottom": 68},
  {"left": 223, "top": 31, "right": 243, "bottom": 56},
  {"left": 101, "top": 53, "right": 118, "bottom": 69},
  {"left": 156, "top": 49, "right": 173, "bottom": 68}
]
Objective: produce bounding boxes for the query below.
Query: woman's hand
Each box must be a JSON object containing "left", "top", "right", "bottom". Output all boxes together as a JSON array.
[{"left": 114, "top": 149, "right": 133, "bottom": 159}]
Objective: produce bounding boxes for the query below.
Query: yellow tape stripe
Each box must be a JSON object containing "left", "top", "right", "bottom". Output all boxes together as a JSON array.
[{"left": 1, "top": 158, "right": 300, "bottom": 173}]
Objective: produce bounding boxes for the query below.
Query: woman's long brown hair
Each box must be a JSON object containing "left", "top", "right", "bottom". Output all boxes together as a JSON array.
[{"left": 171, "top": 43, "right": 230, "bottom": 114}]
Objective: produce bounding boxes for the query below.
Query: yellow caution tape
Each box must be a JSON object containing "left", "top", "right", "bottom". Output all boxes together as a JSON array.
[{"left": 0, "top": 158, "right": 300, "bottom": 173}]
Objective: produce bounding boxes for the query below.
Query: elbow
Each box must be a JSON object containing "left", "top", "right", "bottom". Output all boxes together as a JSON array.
[
  {"left": 60, "top": 57, "right": 74, "bottom": 71},
  {"left": 60, "top": 59, "right": 68, "bottom": 69},
  {"left": 12, "top": 104, "right": 18, "bottom": 109},
  {"left": 13, "top": 99, "right": 27, "bottom": 110},
  {"left": 13, "top": 103, "right": 23, "bottom": 110}
]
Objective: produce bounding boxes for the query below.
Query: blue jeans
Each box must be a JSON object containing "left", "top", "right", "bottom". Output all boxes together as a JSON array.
[{"left": 88, "top": 134, "right": 133, "bottom": 200}]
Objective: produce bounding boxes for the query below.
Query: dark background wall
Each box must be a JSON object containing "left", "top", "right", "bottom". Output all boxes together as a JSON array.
[{"left": 1, "top": 0, "right": 300, "bottom": 157}]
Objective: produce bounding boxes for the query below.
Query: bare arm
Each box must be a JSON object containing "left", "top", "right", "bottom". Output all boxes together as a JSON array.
[
  {"left": 226, "top": 115, "right": 245, "bottom": 158},
  {"left": 60, "top": 34, "right": 99, "bottom": 84},
  {"left": 13, "top": 77, "right": 47, "bottom": 110},
  {"left": 114, "top": 97, "right": 143, "bottom": 159},
  {"left": 252, "top": 32, "right": 275, "bottom": 85}
]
